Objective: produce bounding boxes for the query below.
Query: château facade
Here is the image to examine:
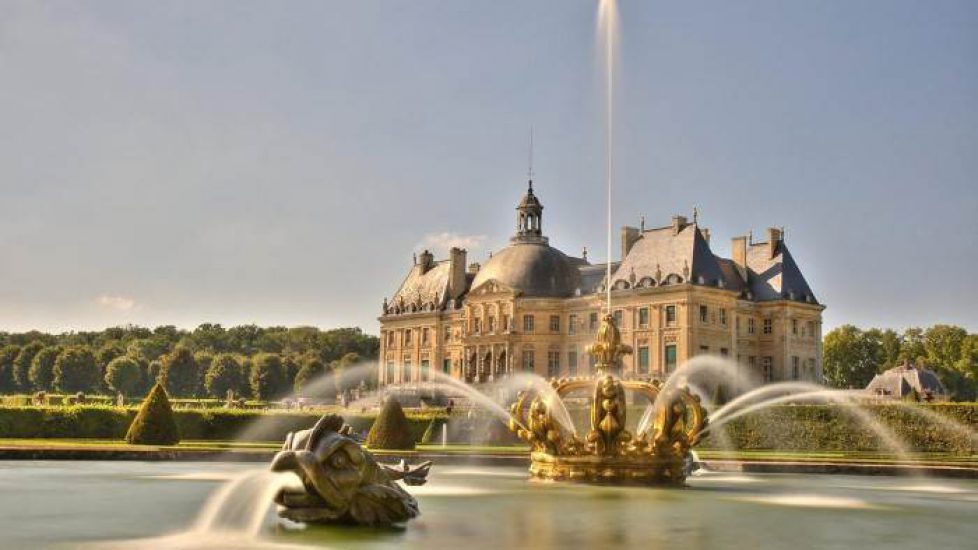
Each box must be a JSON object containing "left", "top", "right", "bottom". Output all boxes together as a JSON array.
[{"left": 377, "top": 182, "right": 824, "bottom": 387}]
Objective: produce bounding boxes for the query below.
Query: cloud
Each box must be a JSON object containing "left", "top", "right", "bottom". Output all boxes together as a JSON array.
[
  {"left": 96, "top": 295, "right": 136, "bottom": 312},
  {"left": 416, "top": 232, "right": 487, "bottom": 254}
]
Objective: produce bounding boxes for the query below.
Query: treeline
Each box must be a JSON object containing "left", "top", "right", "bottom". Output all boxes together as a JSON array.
[
  {"left": 0, "top": 324, "right": 378, "bottom": 400},
  {"left": 823, "top": 324, "right": 978, "bottom": 400}
]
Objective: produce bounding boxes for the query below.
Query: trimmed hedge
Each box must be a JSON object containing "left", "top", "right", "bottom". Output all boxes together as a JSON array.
[
  {"left": 0, "top": 405, "right": 440, "bottom": 442},
  {"left": 366, "top": 398, "right": 416, "bottom": 450},
  {"left": 126, "top": 383, "right": 179, "bottom": 445},
  {"left": 700, "top": 403, "right": 978, "bottom": 454}
]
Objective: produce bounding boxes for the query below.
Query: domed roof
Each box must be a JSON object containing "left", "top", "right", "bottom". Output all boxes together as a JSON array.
[{"left": 471, "top": 242, "right": 581, "bottom": 298}]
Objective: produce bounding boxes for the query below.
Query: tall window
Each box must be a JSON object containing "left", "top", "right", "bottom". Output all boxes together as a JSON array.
[
  {"left": 404, "top": 329, "right": 412, "bottom": 346},
  {"left": 763, "top": 318, "right": 773, "bottom": 335},
  {"left": 588, "top": 353, "right": 597, "bottom": 371},
  {"left": 473, "top": 318, "right": 482, "bottom": 334},
  {"left": 719, "top": 308, "right": 727, "bottom": 326},
  {"left": 637, "top": 346, "right": 650, "bottom": 374},
  {"left": 487, "top": 316, "right": 496, "bottom": 332},
  {"left": 720, "top": 347, "right": 729, "bottom": 357},
  {"left": 568, "top": 314, "right": 578, "bottom": 335},
  {"left": 613, "top": 309, "right": 623, "bottom": 327},
  {"left": 808, "top": 321, "right": 815, "bottom": 338},
  {"left": 502, "top": 314, "right": 510, "bottom": 332},
  {"left": 792, "top": 319, "right": 798, "bottom": 335},
  {"left": 699, "top": 305, "right": 708, "bottom": 324},
  {"left": 638, "top": 307, "right": 649, "bottom": 328},
  {"left": 762, "top": 357, "right": 773, "bottom": 382},
  {"left": 567, "top": 351, "right": 578, "bottom": 376},
  {"left": 665, "top": 344, "right": 677, "bottom": 373},
  {"left": 521, "top": 350, "right": 535, "bottom": 372},
  {"left": 666, "top": 306, "right": 677, "bottom": 326},
  {"left": 589, "top": 312, "right": 599, "bottom": 332},
  {"left": 422, "top": 328, "right": 430, "bottom": 346},
  {"left": 748, "top": 318, "right": 756, "bottom": 334},
  {"left": 748, "top": 356, "right": 756, "bottom": 369},
  {"left": 549, "top": 315, "right": 560, "bottom": 333},
  {"left": 442, "top": 358, "right": 451, "bottom": 374},
  {"left": 443, "top": 326, "right": 451, "bottom": 343},
  {"left": 523, "top": 315, "right": 535, "bottom": 332},
  {"left": 792, "top": 356, "right": 800, "bottom": 380},
  {"left": 421, "top": 359, "right": 430, "bottom": 381},
  {"left": 403, "top": 360, "right": 412, "bottom": 383},
  {"left": 547, "top": 351, "right": 560, "bottom": 378},
  {"left": 386, "top": 361, "right": 395, "bottom": 383}
]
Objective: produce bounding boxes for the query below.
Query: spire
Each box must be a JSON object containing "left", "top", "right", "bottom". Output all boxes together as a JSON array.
[
  {"left": 527, "top": 126, "right": 534, "bottom": 184},
  {"left": 513, "top": 136, "right": 546, "bottom": 244}
]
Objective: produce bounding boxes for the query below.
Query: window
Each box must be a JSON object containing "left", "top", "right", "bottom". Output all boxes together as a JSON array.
[
  {"left": 521, "top": 350, "right": 535, "bottom": 372},
  {"left": 763, "top": 318, "right": 773, "bottom": 335},
  {"left": 547, "top": 351, "right": 560, "bottom": 378},
  {"left": 748, "top": 318, "right": 756, "bottom": 335},
  {"left": 568, "top": 351, "right": 578, "bottom": 376},
  {"left": 422, "top": 328, "right": 429, "bottom": 346},
  {"left": 385, "top": 360, "right": 395, "bottom": 383},
  {"left": 502, "top": 314, "right": 510, "bottom": 331},
  {"left": 421, "top": 359, "right": 430, "bottom": 381},
  {"left": 699, "top": 345, "right": 709, "bottom": 354},
  {"left": 488, "top": 316, "right": 496, "bottom": 332},
  {"left": 762, "top": 357, "right": 773, "bottom": 382},
  {"left": 666, "top": 306, "right": 677, "bottom": 326},
  {"left": 699, "top": 305, "right": 708, "bottom": 324},
  {"left": 588, "top": 353, "right": 597, "bottom": 371},
  {"left": 404, "top": 329, "right": 412, "bottom": 345},
  {"left": 589, "top": 312, "right": 599, "bottom": 332},
  {"left": 387, "top": 332, "right": 395, "bottom": 347},
  {"left": 403, "top": 360, "right": 412, "bottom": 383},
  {"left": 442, "top": 358, "right": 450, "bottom": 374},
  {"left": 523, "top": 315, "right": 535, "bottom": 332},
  {"left": 568, "top": 314, "right": 578, "bottom": 335},
  {"left": 792, "top": 356, "right": 800, "bottom": 380},
  {"left": 549, "top": 315, "right": 560, "bottom": 333},
  {"left": 792, "top": 319, "right": 798, "bottom": 335},
  {"left": 719, "top": 308, "right": 727, "bottom": 326},
  {"left": 808, "top": 321, "right": 815, "bottom": 338},
  {"left": 639, "top": 307, "right": 649, "bottom": 328},
  {"left": 638, "top": 346, "right": 650, "bottom": 374},
  {"left": 665, "top": 345, "right": 678, "bottom": 373},
  {"left": 748, "top": 356, "right": 756, "bottom": 369},
  {"left": 473, "top": 318, "right": 482, "bottom": 334},
  {"left": 613, "top": 309, "right": 623, "bottom": 327},
  {"left": 443, "top": 326, "right": 451, "bottom": 343},
  {"left": 720, "top": 347, "right": 729, "bottom": 357}
]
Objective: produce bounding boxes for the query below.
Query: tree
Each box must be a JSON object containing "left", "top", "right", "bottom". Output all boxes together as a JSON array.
[
  {"left": 105, "top": 356, "right": 142, "bottom": 397},
  {"left": 294, "top": 356, "right": 327, "bottom": 396},
  {"left": 12, "top": 341, "right": 44, "bottom": 391},
  {"left": 878, "top": 329, "right": 901, "bottom": 371},
  {"left": 366, "top": 398, "right": 415, "bottom": 450},
  {"left": 249, "top": 353, "right": 286, "bottom": 400},
  {"left": 159, "top": 346, "right": 199, "bottom": 398},
  {"left": 29, "top": 346, "right": 61, "bottom": 392},
  {"left": 924, "top": 325, "right": 968, "bottom": 369},
  {"left": 282, "top": 354, "right": 301, "bottom": 386},
  {"left": 205, "top": 353, "right": 242, "bottom": 398},
  {"left": 331, "top": 352, "right": 362, "bottom": 394},
  {"left": 899, "top": 327, "right": 927, "bottom": 363},
  {"left": 125, "top": 382, "right": 180, "bottom": 445},
  {"left": 96, "top": 341, "right": 126, "bottom": 371},
  {"left": 822, "top": 325, "right": 880, "bottom": 388},
  {"left": 53, "top": 347, "right": 100, "bottom": 393},
  {"left": 0, "top": 345, "right": 21, "bottom": 393}
]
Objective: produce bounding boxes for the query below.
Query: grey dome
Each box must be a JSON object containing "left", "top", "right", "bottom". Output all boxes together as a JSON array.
[{"left": 471, "top": 242, "right": 581, "bottom": 297}]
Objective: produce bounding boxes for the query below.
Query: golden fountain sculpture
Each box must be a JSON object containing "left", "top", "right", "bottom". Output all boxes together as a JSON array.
[{"left": 508, "top": 314, "right": 707, "bottom": 485}]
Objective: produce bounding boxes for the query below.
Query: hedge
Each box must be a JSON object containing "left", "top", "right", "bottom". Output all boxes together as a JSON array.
[
  {"left": 0, "top": 405, "right": 441, "bottom": 442},
  {"left": 700, "top": 403, "right": 978, "bottom": 454}
]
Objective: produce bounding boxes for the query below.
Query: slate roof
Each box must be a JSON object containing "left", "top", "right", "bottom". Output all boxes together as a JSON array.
[
  {"left": 470, "top": 241, "right": 582, "bottom": 298},
  {"left": 389, "top": 260, "right": 452, "bottom": 313},
  {"left": 607, "top": 224, "right": 728, "bottom": 290},
  {"left": 745, "top": 240, "right": 818, "bottom": 303},
  {"left": 865, "top": 363, "right": 948, "bottom": 399}
]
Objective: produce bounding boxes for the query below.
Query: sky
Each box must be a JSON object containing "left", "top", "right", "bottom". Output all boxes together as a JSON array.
[{"left": 0, "top": 0, "right": 975, "bottom": 335}]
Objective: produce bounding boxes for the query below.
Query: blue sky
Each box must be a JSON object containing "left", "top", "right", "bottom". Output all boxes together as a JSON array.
[{"left": 0, "top": 0, "right": 975, "bottom": 334}]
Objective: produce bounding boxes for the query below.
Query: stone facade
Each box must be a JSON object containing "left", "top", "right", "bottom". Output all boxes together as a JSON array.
[{"left": 378, "top": 182, "right": 824, "bottom": 386}]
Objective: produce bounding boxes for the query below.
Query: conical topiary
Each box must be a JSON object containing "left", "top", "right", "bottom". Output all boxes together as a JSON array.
[
  {"left": 366, "top": 398, "right": 415, "bottom": 450},
  {"left": 125, "top": 382, "right": 180, "bottom": 445}
]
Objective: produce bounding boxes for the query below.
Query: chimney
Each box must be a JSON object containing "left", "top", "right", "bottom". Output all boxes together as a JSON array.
[
  {"left": 700, "top": 227, "right": 711, "bottom": 245},
  {"left": 418, "top": 249, "right": 434, "bottom": 274},
  {"left": 766, "top": 227, "right": 782, "bottom": 258},
  {"left": 621, "top": 226, "right": 640, "bottom": 259},
  {"left": 467, "top": 262, "right": 481, "bottom": 275},
  {"left": 672, "top": 215, "right": 688, "bottom": 235},
  {"left": 731, "top": 236, "right": 748, "bottom": 280},
  {"left": 447, "top": 247, "right": 467, "bottom": 299}
]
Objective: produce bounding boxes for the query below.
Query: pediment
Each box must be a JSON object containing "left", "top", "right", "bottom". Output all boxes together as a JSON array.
[{"left": 468, "top": 278, "right": 519, "bottom": 297}]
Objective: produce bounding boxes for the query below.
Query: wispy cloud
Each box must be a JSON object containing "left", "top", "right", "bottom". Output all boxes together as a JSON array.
[
  {"left": 96, "top": 294, "right": 136, "bottom": 312},
  {"left": 417, "top": 232, "right": 487, "bottom": 254}
]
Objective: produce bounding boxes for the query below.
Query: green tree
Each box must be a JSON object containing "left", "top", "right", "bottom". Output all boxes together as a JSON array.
[
  {"left": 0, "top": 344, "right": 21, "bottom": 393},
  {"left": 12, "top": 341, "right": 44, "bottom": 391},
  {"left": 53, "top": 347, "right": 100, "bottom": 393},
  {"left": 205, "top": 353, "right": 243, "bottom": 398},
  {"left": 249, "top": 353, "right": 286, "bottom": 400},
  {"left": 29, "top": 346, "right": 61, "bottom": 392},
  {"left": 125, "top": 382, "right": 180, "bottom": 445},
  {"left": 923, "top": 324, "right": 968, "bottom": 369},
  {"left": 159, "top": 346, "right": 199, "bottom": 397},
  {"left": 96, "top": 341, "right": 126, "bottom": 371},
  {"left": 878, "top": 329, "right": 901, "bottom": 371},
  {"left": 294, "top": 356, "right": 327, "bottom": 396},
  {"left": 104, "top": 356, "right": 142, "bottom": 397},
  {"left": 899, "top": 327, "right": 927, "bottom": 363},
  {"left": 823, "top": 325, "right": 879, "bottom": 388}
]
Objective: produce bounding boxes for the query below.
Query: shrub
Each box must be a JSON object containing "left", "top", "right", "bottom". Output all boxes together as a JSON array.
[
  {"left": 366, "top": 398, "right": 415, "bottom": 450},
  {"left": 53, "top": 347, "right": 100, "bottom": 393},
  {"left": 105, "top": 356, "right": 142, "bottom": 397},
  {"left": 125, "top": 382, "right": 180, "bottom": 445}
]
